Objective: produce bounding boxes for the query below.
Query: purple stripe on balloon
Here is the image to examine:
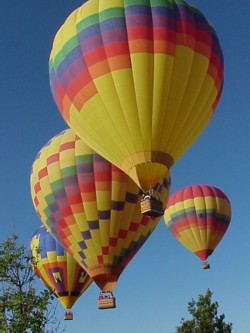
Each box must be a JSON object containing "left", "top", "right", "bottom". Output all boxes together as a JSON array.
[
  {"left": 80, "top": 28, "right": 128, "bottom": 54},
  {"left": 54, "top": 188, "right": 67, "bottom": 200},
  {"left": 56, "top": 45, "right": 85, "bottom": 80},
  {"left": 79, "top": 17, "right": 126, "bottom": 43},
  {"left": 78, "top": 239, "right": 87, "bottom": 250},
  {"left": 125, "top": 5, "right": 175, "bottom": 28},
  {"left": 77, "top": 173, "right": 94, "bottom": 186},
  {"left": 48, "top": 201, "right": 59, "bottom": 213},
  {"left": 100, "top": 28, "right": 128, "bottom": 45},
  {"left": 59, "top": 57, "right": 87, "bottom": 91},
  {"left": 51, "top": 210, "right": 64, "bottom": 223},
  {"left": 125, "top": 4, "right": 152, "bottom": 16},
  {"left": 78, "top": 247, "right": 87, "bottom": 260},
  {"left": 88, "top": 220, "right": 99, "bottom": 230},
  {"left": 77, "top": 163, "right": 93, "bottom": 173},
  {"left": 98, "top": 210, "right": 110, "bottom": 220},
  {"left": 126, "top": 192, "right": 138, "bottom": 204},
  {"left": 111, "top": 200, "right": 124, "bottom": 211},
  {"left": 93, "top": 163, "right": 110, "bottom": 174},
  {"left": 63, "top": 175, "right": 78, "bottom": 186},
  {"left": 48, "top": 267, "right": 65, "bottom": 293},
  {"left": 81, "top": 230, "right": 91, "bottom": 240},
  {"left": 79, "top": 33, "right": 104, "bottom": 52},
  {"left": 64, "top": 184, "right": 80, "bottom": 196},
  {"left": 93, "top": 153, "right": 106, "bottom": 163}
]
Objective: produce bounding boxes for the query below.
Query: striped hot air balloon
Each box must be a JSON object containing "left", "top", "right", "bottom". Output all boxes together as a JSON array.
[
  {"left": 49, "top": 0, "right": 223, "bottom": 213},
  {"left": 164, "top": 185, "right": 231, "bottom": 269}
]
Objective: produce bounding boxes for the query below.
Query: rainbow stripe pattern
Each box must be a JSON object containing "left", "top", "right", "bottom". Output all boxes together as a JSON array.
[
  {"left": 30, "top": 129, "right": 171, "bottom": 290},
  {"left": 164, "top": 185, "right": 231, "bottom": 262},
  {"left": 48, "top": 0, "right": 224, "bottom": 191}
]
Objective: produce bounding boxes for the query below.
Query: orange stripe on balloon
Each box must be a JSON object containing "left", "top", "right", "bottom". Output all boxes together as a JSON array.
[
  {"left": 154, "top": 40, "right": 175, "bottom": 55},
  {"left": 67, "top": 71, "right": 94, "bottom": 101},
  {"left": 80, "top": 191, "right": 96, "bottom": 202},
  {"left": 61, "top": 94, "right": 71, "bottom": 121},
  {"left": 95, "top": 182, "right": 111, "bottom": 191},
  {"left": 128, "top": 39, "right": 154, "bottom": 53},
  {"left": 88, "top": 59, "right": 112, "bottom": 77},
  {"left": 70, "top": 203, "right": 84, "bottom": 214},
  {"left": 107, "top": 55, "right": 131, "bottom": 71},
  {"left": 72, "top": 82, "right": 98, "bottom": 111}
]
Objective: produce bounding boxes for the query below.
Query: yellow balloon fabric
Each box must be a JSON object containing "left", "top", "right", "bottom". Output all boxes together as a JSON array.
[
  {"left": 30, "top": 129, "right": 171, "bottom": 291},
  {"left": 30, "top": 225, "right": 92, "bottom": 310},
  {"left": 164, "top": 185, "right": 231, "bottom": 264},
  {"left": 49, "top": 0, "right": 224, "bottom": 191}
]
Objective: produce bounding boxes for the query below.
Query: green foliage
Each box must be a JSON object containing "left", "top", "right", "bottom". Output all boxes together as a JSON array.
[
  {"left": 0, "top": 235, "right": 64, "bottom": 333},
  {"left": 175, "top": 289, "right": 233, "bottom": 333}
]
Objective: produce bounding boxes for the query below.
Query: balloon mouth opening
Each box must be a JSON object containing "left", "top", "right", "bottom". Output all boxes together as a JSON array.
[
  {"left": 121, "top": 152, "right": 173, "bottom": 191},
  {"left": 195, "top": 249, "right": 213, "bottom": 261},
  {"left": 58, "top": 296, "right": 78, "bottom": 309},
  {"left": 95, "top": 278, "right": 118, "bottom": 292},
  {"left": 87, "top": 265, "right": 124, "bottom": 291}
]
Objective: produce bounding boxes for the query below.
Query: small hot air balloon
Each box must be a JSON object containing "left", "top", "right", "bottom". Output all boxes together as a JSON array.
[
  {"left": 164, "top": 185, "right": 231, "bottom": 269},
  {"left": 49, "top": 0, "right": 223, "bottom": 215},
  {"left": 30, "top": 225, "right": 92, "bottom": 320},
  {"left": 30, "top": 129, "right": 171, "bottom": 309}
]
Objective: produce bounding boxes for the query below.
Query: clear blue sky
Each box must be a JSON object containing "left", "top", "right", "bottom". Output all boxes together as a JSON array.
[{"left": 0, "top": 1, "right": 250, "bottom": 332}]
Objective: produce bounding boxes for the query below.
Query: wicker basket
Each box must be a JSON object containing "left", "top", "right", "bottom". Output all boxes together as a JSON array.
[
  {"left": 98, "top": 297, "right": 116, "bottom": 310},
  {"left": 64, "top": 311, "right": 73, "bottom": 320},
  {"left": 140, "top": 198, "right": 164, "bottom": 217}
]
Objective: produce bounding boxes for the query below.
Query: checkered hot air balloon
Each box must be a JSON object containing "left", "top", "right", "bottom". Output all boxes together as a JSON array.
[{"left": 30, "top": 129, "right": 171, "bottom": 309}]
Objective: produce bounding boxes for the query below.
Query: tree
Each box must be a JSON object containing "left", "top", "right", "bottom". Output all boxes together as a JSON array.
[
  {"left": 176, "top": 289, "right": 233, "bottom": 333},
  {"left": 0, "top": 234, "right": 64, "bottom": 333}
]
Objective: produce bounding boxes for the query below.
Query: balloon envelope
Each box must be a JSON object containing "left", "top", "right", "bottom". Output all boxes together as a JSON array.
[
  {"left": 49, "top": 0, "right": 223, "bottom": 191},
  {"left": 30, "top": 225, "right": 92, "bottom": 310},
  {"left": 164, "top": 185, "right": 231, "bottom": 264},
  {"left": 30, "top": 129, "right": 171, "bottom": 291}
]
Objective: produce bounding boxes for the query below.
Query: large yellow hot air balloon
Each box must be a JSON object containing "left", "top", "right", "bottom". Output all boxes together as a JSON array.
[
  {"left": 49, "top": 0, "right": 224, "bottom": 213},
  {"left": 30, "top": 225, "right": 92, "bottom": 320},
  {"left": 30, "top": 129, "right": 170, "bottom": 308},
  {"left": 164, "top": 185, "right": 231, "bottom": 269}
]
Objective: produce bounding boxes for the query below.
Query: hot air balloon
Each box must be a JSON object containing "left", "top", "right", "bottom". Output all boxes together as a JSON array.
[
  {"left": 164, "top": 185, "right": 231, "bottom": 269},
  {"left": 30, "top": 225, "right": 92, "bottom": 320},
  {"left": 30, "top": 129, "right": 171, "bottom": 309},
  {"left": 49, "top": 0, "right": 223, "bottom": 215}
]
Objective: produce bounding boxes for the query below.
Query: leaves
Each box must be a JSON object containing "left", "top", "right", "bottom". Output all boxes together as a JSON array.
[
  {"left": 175, "top": 289, "right": 233, "bottom": 333},
  {"left": 0, "top": 234, "right": 64, "bottom": 333}
]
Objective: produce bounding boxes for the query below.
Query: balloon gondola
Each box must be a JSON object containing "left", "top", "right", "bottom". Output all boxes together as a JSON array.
[
  {"left": 164, "top": 185, "right": 231, "bottom": 269},
  {"left": 30, "top": 129, "right": 171, "bottom": 308},
  {"left": 98, "top": 291, "right": 116, "bottom": 310},
  {"left": 49, "top": 0, "right": 224, "bottom": 216}
]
